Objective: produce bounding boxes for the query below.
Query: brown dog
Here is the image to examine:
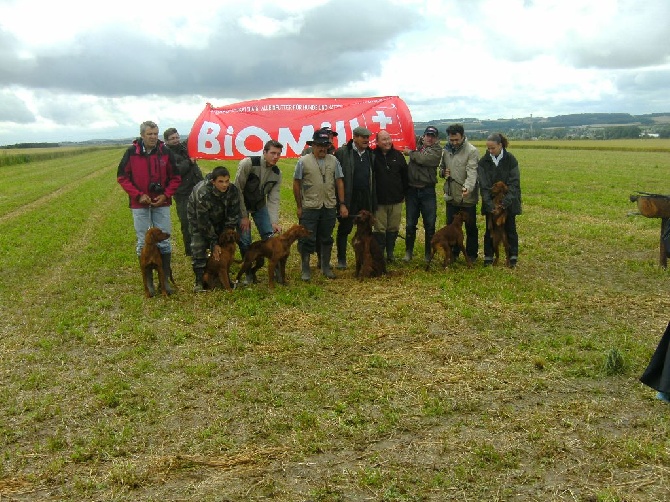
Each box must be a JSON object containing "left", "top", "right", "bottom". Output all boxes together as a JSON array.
[
  {"left": 425, "top": 210, "right": 471, "bottom": 270},
  {"left": 202, "top": 227, "right": 240, "bottom": 291},
  {"left": 235, "top": 224, "right": 311, "bottom": 289},
  {"left": 351, "top": 210, "right": 386, "bottom": 279},
  {"left": 489, "top": 181, "right": 511, "bottom": 267},
  {"left": 140, "top": 227, "right": 175, "bottom": 298}
]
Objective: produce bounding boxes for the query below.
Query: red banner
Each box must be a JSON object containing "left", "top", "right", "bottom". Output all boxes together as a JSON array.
[{"left": 188, "top": 96, "right": 416, "bottom": 160}]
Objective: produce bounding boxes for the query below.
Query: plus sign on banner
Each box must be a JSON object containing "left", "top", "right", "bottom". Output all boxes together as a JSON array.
[{"left": 188, "top": 96, "right": 416, "bottom": 160}]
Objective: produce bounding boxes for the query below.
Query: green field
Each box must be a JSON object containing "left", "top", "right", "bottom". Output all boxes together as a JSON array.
[{"left": 1, "top": 141, "right": 670, "bottom": 501}]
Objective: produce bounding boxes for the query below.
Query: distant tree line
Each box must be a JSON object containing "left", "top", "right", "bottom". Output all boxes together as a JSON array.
[
  {"left": 416, "top": 112, "right": 670, "bottom": 141},
  {"left": 1, "top": 142, "right": 60, "bottom": 149}
]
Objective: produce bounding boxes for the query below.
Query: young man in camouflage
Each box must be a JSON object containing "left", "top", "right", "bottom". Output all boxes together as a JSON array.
[{"left": 187, "top": 166, "right": 241, "bottom": 292}]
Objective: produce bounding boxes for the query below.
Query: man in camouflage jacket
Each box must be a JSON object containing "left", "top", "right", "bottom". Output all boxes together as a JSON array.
[{"left": 187, "top": 166, "right": 241, "bottom": 292}]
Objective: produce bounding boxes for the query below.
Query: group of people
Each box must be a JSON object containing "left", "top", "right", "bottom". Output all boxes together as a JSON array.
[{"left": 116, "top": 120, "right": 522, "bottom": 294}]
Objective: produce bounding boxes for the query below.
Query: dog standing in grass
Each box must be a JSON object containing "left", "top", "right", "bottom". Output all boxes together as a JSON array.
[
  {"left": 425, "top": 210, "right": 471, "bottom": 270},
  {"left": 477, "top": 132, "right": 522, "bottom": 268},
  {"left": 236, "top": 224, "right": 311, "bottom": 289},
  {"left": 140, "top": 227, "right": 176, "bottom": 297}
]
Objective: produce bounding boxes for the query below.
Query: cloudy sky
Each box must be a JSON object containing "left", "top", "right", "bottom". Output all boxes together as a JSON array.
[{"left": 0, "top": 0, "right": 668, "bottom": 144}]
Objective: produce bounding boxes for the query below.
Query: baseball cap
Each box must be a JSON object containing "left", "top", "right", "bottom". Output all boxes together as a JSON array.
[
  {"left": 319, "top": 126, "right": 338, "bottom": 137},
  {"left": 306, "top": 129, "right": 332, "bottom": 145},
  {"left": 424, "top": 126, "right": 439, "bottom": 136}
]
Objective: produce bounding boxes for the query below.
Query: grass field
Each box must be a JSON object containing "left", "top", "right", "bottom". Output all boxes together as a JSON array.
[{"left": 1, "top": 140, "right": 670, "bottom": 501}]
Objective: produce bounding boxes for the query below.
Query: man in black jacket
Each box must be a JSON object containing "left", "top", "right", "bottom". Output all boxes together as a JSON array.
[
  {"left": 334, "top": 126, "right": 377, "bottom": 269},
  {"left": 164, "top": 128, "right": 203, "bottom": 256},
  {"left": 373, "top": 130, "right": 408, "bottom": 262}
]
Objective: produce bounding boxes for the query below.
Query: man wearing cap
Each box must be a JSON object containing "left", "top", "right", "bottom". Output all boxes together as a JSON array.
[
  {"left": 438, "top": 123, "right": 480, "bottom": 262},
  {"left": 333, "top": 126, "right": 377, "bottom": 269},
  {"left": 302, "top": 126, "right": 338, "bottom": 269},
  {"left": 402, "top": 125, "right": 443, "bottom": 262},
  {"left": 302, "top": 126, "right": 338, "bottom": 156},
  {"left": 293, "top": 129, "right": 346, "bottom": 281}
]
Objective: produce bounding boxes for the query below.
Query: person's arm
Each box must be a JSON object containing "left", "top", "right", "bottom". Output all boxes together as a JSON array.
[
  {"left": 116, "top": 149, "right": 144, "bottom": 202},
  {"left": 293, "top": 179, "right": 303, "bottom": 220},
  {"left": 438, "top": 149, "right": 447, "bottom": 178},
  {"left": 462, "top": 147, "right": 480, "bottom": 195},
  {"left": 194, "top": 194, "right": 218, "bottom": 246},
  {"left": 477, "top": 160, "right": 493, "bottom": 214},
  {"left": 225, "top": 185, "right": 242, "bottom": 229},
  {"left": 411, "top": 143, "right": 442, "bottom": 167},
  {"left": 234, "top": 159, "right": 250, "bottom": 229},
  {"left": 266, "top": 170, "right": 282, "bottom": 231},
  {"left": 502, "top": 154, "right": 520, "bottom": 209},
  {"left": 293, "top": 160, "right": 304, "bottom": 220}
]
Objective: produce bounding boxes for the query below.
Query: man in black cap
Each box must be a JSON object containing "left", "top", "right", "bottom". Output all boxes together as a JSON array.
[
  {"left": 302, "top": 126, "right": 338, "bottom": 268},
  {"left": 333, "top": 125, "right": 377, "bottom": 269},
  {"left": 402, "top": 125, "right": 442, "bottom": 262},
  {"left": 293, "top": 129, "right": 346, "bottom": 281}
]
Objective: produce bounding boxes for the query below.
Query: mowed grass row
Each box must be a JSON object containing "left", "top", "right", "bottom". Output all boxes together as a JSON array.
[{"left": 1, "top": 143, "right": 670, "bottom": 501}]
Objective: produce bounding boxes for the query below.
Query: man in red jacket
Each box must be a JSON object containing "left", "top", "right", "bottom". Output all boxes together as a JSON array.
[{"left": 117, "top": 120, "right": 181, "bottom": 296}]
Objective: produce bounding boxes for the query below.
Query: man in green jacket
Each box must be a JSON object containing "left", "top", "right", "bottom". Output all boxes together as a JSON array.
[{"left": 402, "top": 126, "right": 442, "bottom": 262}]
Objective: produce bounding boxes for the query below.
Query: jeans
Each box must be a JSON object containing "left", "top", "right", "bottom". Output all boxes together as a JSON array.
[
  {"left": 447, "top": 204, "right": 478, "bottom": 259},
  {"left": 131, "top": 206, "right": 172, "bottom": 255},
  {"left": 239, "top": 205, "right": 274, "bottom": 256},
  {"left": 405, "top": 186, "right": 436, "bottom": 255}
]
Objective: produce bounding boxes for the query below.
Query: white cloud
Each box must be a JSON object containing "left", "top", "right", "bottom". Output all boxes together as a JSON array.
[{"left": 0, "top": 0, "right": 668, "bottom": 144}]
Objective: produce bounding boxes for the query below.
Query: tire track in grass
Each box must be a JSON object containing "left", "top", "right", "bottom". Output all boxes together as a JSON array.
[
  {"left": 0, "top": 173, "right": 124, "bottom": 348},
  {"left": 0, "top": 164, "right": 114, "bottom": 225}
]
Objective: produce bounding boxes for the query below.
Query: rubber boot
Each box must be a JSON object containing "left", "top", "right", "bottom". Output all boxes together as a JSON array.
[
  {"left": 316, "top": 247, "right": 322, "bottom": 269},
  {"left": 386, "top": 231, "right": 398, "bottom": 263},
  {"left": 424, "top": 231, "right": 434, "bottom": 263},
  {"left": 403, "top": 234, "right": 415, "bottom": 262},
  {"left": 161, "top": 253, "right": 175, "bottom": 295},
  {"left": 301, "top": 252, "right": 311, "bottom": 281},
  {"left": 336, "top": 231, "right": 348, "bottom": 269},
  {"left": 193, "top": 267, "right": 205, "bottom": 293},
  {"left": 373, "top": 232, "right": 385, "bottom": 259},
  {"left": 321, "top": 245, "right": 336, "bottom": 279},
  {"left": 140, "top": 256, "right": 155, "bottom": 297}
]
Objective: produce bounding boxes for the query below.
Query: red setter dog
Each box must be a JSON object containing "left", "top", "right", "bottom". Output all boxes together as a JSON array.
[
  {"left": 235, "top": 224, "right": 311, "bottom": 289},
  {"left": 351, "top": 210, "right": 386, "bottom": 279},
  {"left": 140, "top": 227, "right": 175, "bottom": 298},
  {"left": 425, "top": 210, "right": 472, "bottom": 270},
  {"left": 203, "top": 227, "right": 239, "bottom": 291},
  {"left": 490, "top": 181, "right": 511, "bottom": 267}
]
